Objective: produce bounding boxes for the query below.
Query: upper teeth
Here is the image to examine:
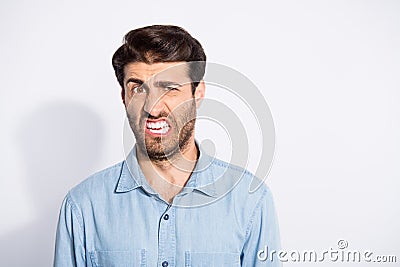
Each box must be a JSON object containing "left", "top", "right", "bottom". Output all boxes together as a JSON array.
[{"left": 146, "top": 120, "right": 169, "bottom": 129}]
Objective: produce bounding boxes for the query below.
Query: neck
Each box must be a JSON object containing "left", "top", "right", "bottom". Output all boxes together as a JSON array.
[{"left": 136, "top": 137, "right": 199, "bottom": 188}]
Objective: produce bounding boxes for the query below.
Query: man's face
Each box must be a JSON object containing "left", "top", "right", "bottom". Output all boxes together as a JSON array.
[{"left": 123, "top": 62, "right": 204, "bottom": 161}]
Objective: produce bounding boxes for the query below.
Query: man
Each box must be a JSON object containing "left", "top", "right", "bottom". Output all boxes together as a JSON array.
[{"left": 54, "top": 25, "right": 281, "bottom": 266}]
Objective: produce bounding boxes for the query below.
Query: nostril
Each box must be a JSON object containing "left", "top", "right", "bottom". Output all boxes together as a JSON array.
[{"left": 147, "top": 113, "right": 158, "bottom": 120}]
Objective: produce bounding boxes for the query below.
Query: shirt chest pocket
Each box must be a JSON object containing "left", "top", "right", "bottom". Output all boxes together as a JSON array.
[
  {"left": 185, "top": 252, "right": 241, "bottom": 267},
  {"left": 90, "top": 250, "right": 147, "bottom": 267}
]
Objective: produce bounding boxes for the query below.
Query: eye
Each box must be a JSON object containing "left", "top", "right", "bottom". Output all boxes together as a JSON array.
[
  {"left": 165, "top": 85, "right": 180, "bottom": 91},
  {"left": 131, "top": 85, "right": 146, "bottom": 94}
]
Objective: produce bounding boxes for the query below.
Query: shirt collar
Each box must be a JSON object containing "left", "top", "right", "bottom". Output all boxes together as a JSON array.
[{"left": 115, "top": 143, "right": 218, "bottom": 198}]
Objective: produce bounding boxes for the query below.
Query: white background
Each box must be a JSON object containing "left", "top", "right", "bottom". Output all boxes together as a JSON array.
[{"left": 0, "top": 0, "right": 399, "bottom": 266}]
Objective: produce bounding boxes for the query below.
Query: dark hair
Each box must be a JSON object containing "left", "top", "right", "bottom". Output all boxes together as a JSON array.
[{"left": 112, "top": 25, "right": 206, "bottom": 94}]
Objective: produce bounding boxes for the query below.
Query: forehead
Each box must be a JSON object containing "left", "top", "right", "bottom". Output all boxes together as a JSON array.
[{"left": 123, "top": 62, "right": 190, "bottom": 83}]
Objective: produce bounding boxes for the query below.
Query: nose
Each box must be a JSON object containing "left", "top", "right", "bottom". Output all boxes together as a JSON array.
[{"left": 143, "top": 90, "right": 165, "bottom": 117}]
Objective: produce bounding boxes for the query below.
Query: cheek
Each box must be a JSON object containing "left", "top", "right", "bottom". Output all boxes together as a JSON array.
[
  {"left": 165, "top": 93, "right": 193, "bottom": 112},
  {"left": 126, "top": 98, "right": 145, "bottom": 118}
]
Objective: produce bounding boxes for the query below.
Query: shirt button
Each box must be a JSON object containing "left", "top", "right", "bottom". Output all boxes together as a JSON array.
[
  {"left": 162, "top": 261, "right": 168, "bottom": 267},
  {"left": 163, "top": 214, "right": 169, "bottom": 220}
]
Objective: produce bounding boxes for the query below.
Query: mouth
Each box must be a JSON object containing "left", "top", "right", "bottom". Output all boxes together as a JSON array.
[{"left": 144, "top": 119, "right": 171, "bottom": 136}]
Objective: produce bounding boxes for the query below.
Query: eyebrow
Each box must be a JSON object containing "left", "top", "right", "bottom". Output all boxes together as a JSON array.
[
  {"left": 154, "top": 81, "right": 183, "bottom": 88},
  {"left": 125, "top": 78, "right": 144, "bottom": 86},
  {"left": 125, "top": 78, "right": 184, "bottom": 89}
]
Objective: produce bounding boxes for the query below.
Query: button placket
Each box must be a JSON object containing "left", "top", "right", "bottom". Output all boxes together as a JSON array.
[{"left": 158, "top": 204, "right": 175, "bottom": 267}]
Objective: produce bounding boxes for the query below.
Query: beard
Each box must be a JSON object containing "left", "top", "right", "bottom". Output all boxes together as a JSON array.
[{"left": 127, "top": 99, "right": 197, "bottom": 162}]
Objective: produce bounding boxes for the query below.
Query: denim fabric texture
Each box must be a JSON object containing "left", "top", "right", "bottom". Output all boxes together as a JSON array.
[{"left": 54, "top": 147, "right": 281, "bottom": 266}]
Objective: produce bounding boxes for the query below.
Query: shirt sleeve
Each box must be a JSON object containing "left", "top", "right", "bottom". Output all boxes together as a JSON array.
[
  {"left": 53, "top": 193, "right": 86, "bottom": 267},
  {"left": 241, "top": 188, "right": 282, "bottom": 267}
]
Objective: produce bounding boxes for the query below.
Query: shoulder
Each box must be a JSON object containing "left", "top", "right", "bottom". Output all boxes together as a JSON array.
[
  {"left": 67, "top": 161, "right": 124, "bottom": 204},
  {"left": 208, "top": 157, "right": 276, "bottom": 231},
  {"left": 210, "top": 156, "right": 270, "bottom": 196},
  {"left": 209, "top": 156, "right": 272, "bottom": 210}
]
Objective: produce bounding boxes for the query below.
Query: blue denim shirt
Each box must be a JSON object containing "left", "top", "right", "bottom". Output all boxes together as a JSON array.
[{"left": 54, "top": 147, "right": 281, "bottom": 266}]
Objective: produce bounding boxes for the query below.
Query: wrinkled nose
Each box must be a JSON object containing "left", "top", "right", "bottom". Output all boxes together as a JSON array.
[{"left": 143, "top": 92, "right": 165, "bottom": 118}]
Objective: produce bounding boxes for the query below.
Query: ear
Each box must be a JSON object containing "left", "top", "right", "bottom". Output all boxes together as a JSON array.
[
  {"left": 194, "top": 80, "right": 205, "bottom": 108},
  {"left": 121, "top": 88, "right": 126, "bottom": 106}
]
